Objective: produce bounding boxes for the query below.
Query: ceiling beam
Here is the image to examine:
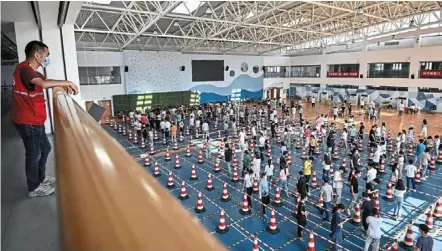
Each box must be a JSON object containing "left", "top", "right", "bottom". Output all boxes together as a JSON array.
[{"left": 120, "top": 1, "right": 181, "bottom": 49}]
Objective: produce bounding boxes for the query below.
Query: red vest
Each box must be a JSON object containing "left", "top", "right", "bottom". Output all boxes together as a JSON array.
[{"left": 11, "top": 61, "right": 47, "bottom": 125}]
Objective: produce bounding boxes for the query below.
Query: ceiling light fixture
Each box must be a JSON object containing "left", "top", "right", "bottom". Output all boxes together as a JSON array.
[
  {"left": 173, "top": 21, "right": 179, "bottom": 27},
  {"left": 409, "top": 19, "right": 416, "bottom": 27},
  {"left": 205, "top": 7, "right": 212, "bottom": 14},
  {"left": 356, "top": 7, "right": 364, "bottom": 16}
]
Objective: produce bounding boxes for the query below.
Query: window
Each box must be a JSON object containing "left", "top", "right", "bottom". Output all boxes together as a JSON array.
[
  {"left": 328, "top": 64, "right": 359, "bottom": 72},
  {"left": 418, "top": 87, "right": 442, "bottom": 93},
  {"left": 79, "top": 66, "right": 121, "bottom": 85},
  {"left": 290, "top": 65, "right": 320, "bottom": 77},
  {"left": 264, "top": 66, "right": 288, "bottom": 78},
  {"left": 420, "top": 61, "right": 442, "bottom": 70},
  {"left": 368, "top": 63, "right": 410, "bottom": 78}
]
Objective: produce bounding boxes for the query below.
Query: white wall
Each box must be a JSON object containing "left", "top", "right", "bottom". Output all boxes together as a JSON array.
[
  {"left": 263, "top": 44, "right": 442, "bottom": 90},
  {"left": 76, "top": 51, "right": 126, "bottom": 110},
  {"left": 1, "top": 65, "right": 15, "bottom": 85}
]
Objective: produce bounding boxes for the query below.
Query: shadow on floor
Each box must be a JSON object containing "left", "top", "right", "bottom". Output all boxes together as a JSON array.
[{"left": 1, "top": 113, "right": 59, "bottom": 251}]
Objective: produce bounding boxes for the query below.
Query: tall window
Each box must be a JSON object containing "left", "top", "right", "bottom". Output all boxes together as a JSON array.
[
  {"left": 368, "top": 63, "right": 409, "bottom": 78},
  {"left": 290, "top": 65, "right": 320, "bottom": 77},
  {"left": 79, "top": 66, "right": 122, "bottom": 85}
]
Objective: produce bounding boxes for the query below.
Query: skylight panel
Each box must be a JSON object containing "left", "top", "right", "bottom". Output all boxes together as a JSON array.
[
  {"left": 172, "top": 1, "right": 202, "bottom": 15},
  {"left": 282, "top": 17, "right": 307, "bottom": 27}
]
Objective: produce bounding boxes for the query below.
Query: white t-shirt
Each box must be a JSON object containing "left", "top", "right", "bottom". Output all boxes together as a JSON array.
[
  {"left": 311, "top": 97, "right": 315, "bottom": 103},
  {"left": 333, "top": 171, "right": 343, "bottom": 189},
  {"left": 244, "top": 173, "right": 253, "bottom": 188},
  {"left": 253, "top": 158, "right": 261, "bottom": 174},
  {"left": 399, "top": 103, "right": 405, "bottom": 111},
  {"left": 367, "top": 168, "right": 377, "bottom": 183},
  {"left": 259, "top": 137, "right": 266, "bottom": 147},
  {"left": 279, "top": 169, "right": 288, "bottom": 181},
  {"left": 342, "top": 131, "right": 348, "bottom": 140},
  {"left": 374, "top": 149, "right": 381, "bottom": 163},
  {"left": 202, "top": 122, "right": 209, "bottom": 132},
  {"left": 239, "top": 132, "right": 246, "bottom": 143},
  {"left": 405, "top": 164, "right": 417, "bottom": 178},
  {"left": 366, "top": 216, "right": 382, "bottom": 239},
  {"left": 165, "top": 121, "right": 171, "bottom": 130},
  {"left": 265, "top": 164, "right": 274, "bottom": 176},
  {"left": 160, "top": 121, "right": 165, "bottom": 130}
]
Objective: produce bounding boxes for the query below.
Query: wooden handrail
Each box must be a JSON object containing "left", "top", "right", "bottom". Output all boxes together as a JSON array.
[{"left": 52, "top": 87, "right": 225, "bottom": 251}]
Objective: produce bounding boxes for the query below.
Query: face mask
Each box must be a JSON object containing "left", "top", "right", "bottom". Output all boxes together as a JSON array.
[{"left": 41, "top": 57, "right": 50, "bottom": 68}]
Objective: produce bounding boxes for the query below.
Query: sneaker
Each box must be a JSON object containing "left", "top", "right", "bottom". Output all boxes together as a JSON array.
[
  {"left": 41, "top": 176, "right": 56, "bottom": 186},
  {"left": 28, "top": 184, "right": 55, "bottom": 197}
]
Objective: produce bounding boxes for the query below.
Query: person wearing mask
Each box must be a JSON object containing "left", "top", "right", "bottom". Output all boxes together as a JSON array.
[
  {"left": 224, "top": 144, "right": 233, "bottom": 175},
  {"left": 361, "top": 192, "right": 375, "bottom": 233},
  {"left": 309, "top": 135, "right": 316, "bottom": 157},
  {"left": 420, "top": 148, "right": 431, "bottom": 180},
  {"left": 327, "top": 132, "right": 334, "bottom": 156},
  {"left": 366, "top": 178, "right": 380, "bottom": 200},
  {"left": 252, "top": 152, "right": 262, "bottom": 178},
  {"left": 259, "top": 173, "right": 270, "bottom": 220},
  {"left": 202, "top": 120, "right": 209, "bottom": 139},
  {"left": 279, "top": 165, "right": 290, "bottom": 197},
  {"left": 12, "top": 41, "right": 79, "bottom": 197},
  {"left": 320, "top": 178, "right": 333, "bottom": 222},
  {"left": 369, "top": 125, "right": 377, "bottom": 148},
  {"left": 366, "top": 163, "right": 377, "bottom": 184},
  {"left": 323, "top": 152, "right": 332, "bottom": 181},
  {"left": 333, "top": 166, "right": 344, "bottom": 204},
  {"left": 331, "top": 204, "right": 349, "bottom": 251},
  {"left": 373, "top": 145, "right": 381, "bottom": 169},
  {"left": 341, "top": 128, "right": 348, "bottom": 150},
  {"left": 264, "top": 159, "right": 274, "bottom": 189},
  {"left": 279, "top": 151, "right": 287, "bottom": 170},
  {"left": 363, "top": 208, "right": 382, "bottom": 251},
  {"left": 415, "top": 224, "right": 434, "bottom": 251},
  {"left": 297, "top": 171, "right": 308, "bottom": 199},
  {"left": 393, "top": 179, "right": 406, "bottom": 221},
  {"left": 347, "top": 170, "right": 361, "bottom": 215},
  {"left": 239, "top": 128, "right": 247, "bottom": 152},
  {"left": 243, "top": 168, "right": 254, "bottom": 209},
  {"left": 296, "top": 196, "right": 308, "bottom": 239},
  {"left": 404, "top": 158, "right": 417, "bottom": 192},
  {"left": 420, "top": 119, "right": 428, "bottom": 138},
  {"left": 352, "top": 149, "right": 360, "bottom": 170},
  {"left": 258, "top": 133, "right": 265, "bottom": 156},
  {"left": 304, "top": 157, "right": 313, "bottom": 193}
]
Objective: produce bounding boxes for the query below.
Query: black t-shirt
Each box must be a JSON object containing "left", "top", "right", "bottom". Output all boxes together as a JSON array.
[
  {"left": 297, "top": 202, "right": 306, "bottom": 220},
  {"left": 351, "top": 177, "right": 359, "bottom": 194},
  {"left": 297, "top": 176, "right": 307, "bottom": 195},
  {"left": 361, "top": 200, "right": 375, "bottom": 220}
]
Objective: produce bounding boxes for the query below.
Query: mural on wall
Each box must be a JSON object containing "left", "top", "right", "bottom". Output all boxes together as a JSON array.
[
  {"left": 291, "top": 86, "right": 442, "bottom": 112},
  {"left": 124, "top": 50, "right": 264, "bottom": 103}
]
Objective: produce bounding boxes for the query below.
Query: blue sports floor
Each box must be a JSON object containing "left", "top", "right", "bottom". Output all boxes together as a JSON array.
[{"left": 104, "top": 122, "right": 442, "bottom": 251}]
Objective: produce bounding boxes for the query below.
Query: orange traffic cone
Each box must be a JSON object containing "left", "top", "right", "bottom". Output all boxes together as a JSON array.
[
  {"left": 311, "top": 171, "right": 318, "bottom": 187},
  {"left": 400, "top": 225, "right": 414, "bottom": 248},
  {"left": 239, "top": 194, "right": 251, "bottom": 215},
  {"left": 186, "top": 144, "right": 191, "bottom": 157},
  {"left": 173, "top": 141, "right": 179, "bottom": 150},
  {"left": 186, "top": 126, "right": 190, "bottom": 136},
  {"left": 215, "top": 210, "right": 229, "bottom": 234},
  {"left": 316, "top": 193, "right": 324, "bottom": 210},
  {"left": 296, "top": 139, "right": 301, "bottom": 149},
  {"left": 407, "top": 145, "right": 413, "bottom": 156},
  {"left": 379, "top": 158, "right": 386, "bottom": 175},
  {"left": 206, "top": 174, "right": 214, "bottom": 191},
  {"left": 190, "top": 165, "right": 198, "bottom": 181},
  {"left": 134, "top": 135, "right": 138, "bottom": 144},
  {"left": 189, "top": 135, "right": 193, "bottom": 145},
  {"left": 374, "top": 192, "right": 380, "bottom": 210},
  {"left": 388, "top": 141, "right": 393, "bottom": 152},
  {"left": 434, "top": 199, "right": 442, "bottom": 219},
  {"left": 332, "top": 147, "right": 339, "bottom": 160},
  {"left": 429, "top": 155, "right": 436, "bottom": 170},
  {"left": 252, "top": 235, "right": 259, "bottom": 251},
  {"left": 162, "top": 136, "right": 166, "bottom": 145},
  {"left": 390, "top": 239, "right": 399, "bottom": 251},
  {"left": 122, "top": 129, "right": 126, "bottom": 136},
  {"left": 437, "top": 151, "right": 442, "bottom": 164},
  {"left": 231, "top": 167, "right": 239, "bottom": 183},
  {"left": 154, "top": 130, "right": 158, "bottom": 140},
  {"left": 220, "top": 183, "right": 231, "bottom": 202},
  {"left": 178, "top": 181, "right": 189, "bottom": 200},
  {"left": 213, "top": 159, "right": 221, "bottom": 173},
  {"left": 415, "top": 168, "right": 422, "bottom": 183},
  {"left": 426, "top": 206, "right": 434, "bottom": 230},
  {"left": 301, "top": 148, "right": 307, "bottom": 159},
  {"left": 266, "top": 209, "right": 280, "bottom": 234},
  {"left": 166, "top": 171, "right": 174, "bottom": 189},
  {"left": 272, "top": 187, "right": 282, "bottom": 207},
  {"left": 232, "top": 154, "right": 237, "bottom": 167},
  {"left": 194, "top": 191, "right": 206, "bottom": 213},
  {"left": 330, "top": 163, "right": 334, "bottom": 177},
  {"left": 174, "top": 154, "right": 181, "bottom": 169},
  {"left": 267, "top": 145, "right": 272, "bottom": 157},
  {"left": 140, "top": 138, "right": 146, "bottom": 149},
  {"left": 217, "top": 147, "right": 222, "bottom": 159},
  {"left": 149, "top": 143, "right": 154, "bottom": 155},
  {"left": 287, "top": 152, "right": 292, "bottom": 164},
  {"left": 307, "top": 231, "right": 315, "bottom": 251},
  {"left": 164, "top": 148, "right": 171, "bottom": 161},
  {"left": 153, "top": 161, "right": 161, "bottom": 177},
  {"left": 144, "top": 156, "right": 150, "bottom": 166},
  {"left": 128, "top": 132, "right": 132, "bottom": 140},
  {"left": 383, "top": 182, "right": 394, "bottom": 201},
  {"left": 198, "top": 151, "right": 204, "bottom": 164},
  {"left": 351, "top": 202, "right": 361, "bottom": 225},
  {"left": 179, "top": 133, "right": 184, "bottom": 142},
  {"left": 252, "top": 178, "right": 259, "bottom": 193}
]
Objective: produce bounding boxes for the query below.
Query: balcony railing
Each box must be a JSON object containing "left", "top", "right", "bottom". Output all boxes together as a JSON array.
[
  {"left": 367, "top": 70, "right": 409, "bottom": 79},
  {"left": 290, "top": 71, "right": 320, "bottom": 78},
  {"left": 52, "top": 87, "right": 224, "bottom": 251},
  {"left": 264, "top": 72, "right": 290, "bottom": 78}
]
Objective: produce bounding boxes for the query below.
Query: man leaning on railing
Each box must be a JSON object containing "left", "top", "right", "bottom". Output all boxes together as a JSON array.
[{"left": 10, "top": 40, "right": 79, "bottom": 197}]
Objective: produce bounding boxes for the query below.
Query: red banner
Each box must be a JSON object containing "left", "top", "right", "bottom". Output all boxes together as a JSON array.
[
  {"left": 327, "top": 72, "right": 359, "bottom": 78},
  {"left": 420, "top": 70, "right": 442, "bottom": 78}
]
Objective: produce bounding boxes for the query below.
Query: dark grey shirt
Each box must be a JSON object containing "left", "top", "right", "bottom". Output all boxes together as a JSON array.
[{"left": 415, "top": 236, "right": 433, "bottom": 251}]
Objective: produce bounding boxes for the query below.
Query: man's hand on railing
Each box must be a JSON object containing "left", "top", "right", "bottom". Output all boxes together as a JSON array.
[{"left": 62, "top": 81, "right": 79, "bottom": 95}]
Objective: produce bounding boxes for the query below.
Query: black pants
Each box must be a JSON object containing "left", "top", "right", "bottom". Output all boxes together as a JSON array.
[
  {"left": 297, "top": 216, "right": 307, "bottom": 237},
  {"left": 362, "top": 217, "right": 369, "bottom": 231},
  {"left": 14, "top": 124, "right": 52, "bottom": 191},
  {"left": 309, "top": 147, "right": 315, "bottom": 156},
  {"left": 262, "top": 195, "right": 270, "bottom": 214},
  {"left": 246, "top": 187, "right": 253, "bottom": 208}
]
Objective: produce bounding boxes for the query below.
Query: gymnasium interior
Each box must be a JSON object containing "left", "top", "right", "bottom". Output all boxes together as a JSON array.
[{"left": 2, "top": 1, "right": 442, "bottom": 251}]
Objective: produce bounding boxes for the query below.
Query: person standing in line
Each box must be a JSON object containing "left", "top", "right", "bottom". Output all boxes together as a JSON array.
[
  {"left": 420, "top": 148, "right": 431, "bottom": 180},
  {"left": 309, "top": 135, "right": 316, "bottom": 157},
  {"left": 363, "top": 208, "right": 382, "bottom": 251},
  {"left": 224, "top": 144, "right": 233, "bottom": 175},
  {"left": 170, "top": 122, "right": 177, "bottom": 143},
  {"left": 311, "top": 96, "right": 316, "bottom": 108},
  {"left": 259, "top": 173, "right": 270, "bottom": 221},
  {"left": 279, "top": 165, "right": 290, "bottom": 197},
  {"left": 435, "top": 135, "right": 440, "bottom": 155},
  {"left": 361, "top": 192, "right": 375, "bottom": 233},
  {"left": 258, "top": 132, "right": 265, "bottom": 156},
  {"left": 420, "top": 119, "right": 428, "bottom": 138},
  {"left": 202, "top": 120, "right": 209, "bottom": 139},
  {"left": 296, "top": 196, "right": 308, "bottom": 239},
  {"left": 297, "top": 171, "right": 308, "bottom": 199},
  {"left": 398, "top": 101, "right": 404, "bottom": 117},
  {"left": 393, "top": 179, "right": 406, "bottom": 221},
  {"left": 347, "top": 170, "right": 361, "bottom": 215},
  {"left": 331, "top": 204, "right": 349, "bottom": 251},
  {"left": 323, "top": 152, "right": 331, "bottom": 181},
  {"left": 242, "top": 150, "right": 251, "bottom": 178},
  {"left": 252, "top": 152, "right": 262, "bottom": 178},
  {"left": 304, "top": 157, "right": 313, "bottom": 193},
  {"left": 204, "top": 135, "right": 211, "bottom": 159},
  {"left": 397, "top": 151, "right": 405, "bottom": 179},
  {"left": 243, "top": 168, "right": 254, "bottom": 209},
  {"left": 414, "top": 139, "right": 426, "bottom": 164},
  {"left": 11, "top": 41, "right": 79, "bottom": 197},
  {"left": 415, "top": 224, "right": 434, "bottom": 251},
  {"left": 404, "top": 158, "right": 417, "bottom": 192},
  {"left": 333, "top": 166, "right": 344, "bottom": 204},
  {"left": 299, "top": 104, "right": 304, "bottom": 121},
  {"left": 264, "top": 159, "right": 274, "bottom": 189},
  {"left": 320, "top": 178, "right": 333, "bottom": 222}
]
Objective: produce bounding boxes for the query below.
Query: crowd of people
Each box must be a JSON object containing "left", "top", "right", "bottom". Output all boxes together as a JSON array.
[{"left": 122, "top": 97, "right": 436, "bottom": 251}]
